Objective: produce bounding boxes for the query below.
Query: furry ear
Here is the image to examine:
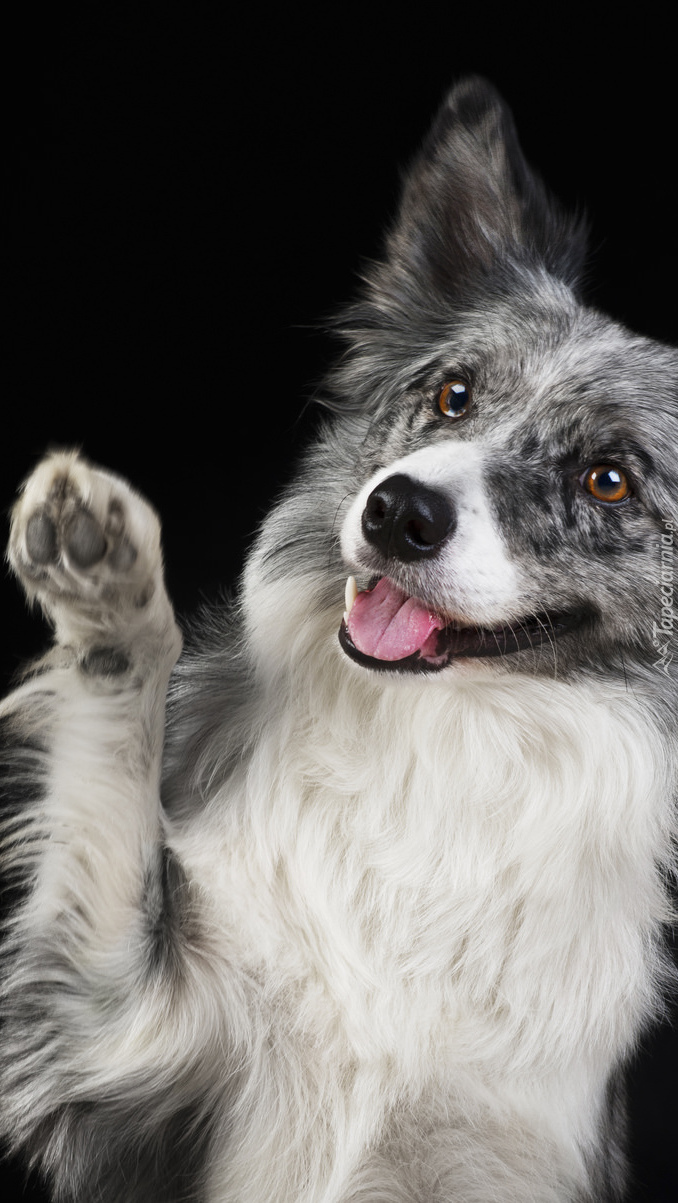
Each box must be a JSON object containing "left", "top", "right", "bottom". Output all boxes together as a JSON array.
[{"left": 379, "top": 76, "right": 587, "bottom": 304}]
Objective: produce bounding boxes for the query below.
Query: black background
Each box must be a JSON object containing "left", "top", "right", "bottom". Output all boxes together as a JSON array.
[{"left": 2, "top": 11, "right": 677, "bottom": 1201}]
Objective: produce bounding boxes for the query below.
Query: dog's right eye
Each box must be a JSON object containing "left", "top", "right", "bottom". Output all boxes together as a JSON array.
[
  {"left": 580, "top": 465, "right": 632, "bottom": 504},
  {"left": 438, "top": 380, "right": 471, "bottom": 419}
]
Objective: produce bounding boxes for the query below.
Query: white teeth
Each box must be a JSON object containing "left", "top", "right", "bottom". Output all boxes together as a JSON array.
[{"left": 344, "top": 575, "right": 358, "bottom": 622}]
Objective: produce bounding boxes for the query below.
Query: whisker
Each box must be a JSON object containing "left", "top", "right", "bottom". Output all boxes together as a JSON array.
[
  {"left": 533, "top": 613, "right": 559, "bottom": 679},
  {"left": 327, "top": 491, "right": 354, "bottom": 573}
]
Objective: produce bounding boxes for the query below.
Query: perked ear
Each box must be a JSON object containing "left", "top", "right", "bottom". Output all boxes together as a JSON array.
[{"left": 379, "top": 76, "right": 587, "bottom": 304}]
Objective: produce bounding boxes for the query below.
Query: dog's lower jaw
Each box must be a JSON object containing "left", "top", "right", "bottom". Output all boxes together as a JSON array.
[{"left": 338, "top": 610, "right": 588, "bottom": 673}]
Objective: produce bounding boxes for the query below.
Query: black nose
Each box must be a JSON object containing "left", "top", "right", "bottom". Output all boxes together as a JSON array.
[{"left": 361, "top": 473, "right": 455, "bottom": 562}]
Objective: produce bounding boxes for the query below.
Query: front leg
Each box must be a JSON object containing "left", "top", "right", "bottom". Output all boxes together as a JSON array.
[{"left": 0, "top": 453, "right": 215, "bottom": 1203}]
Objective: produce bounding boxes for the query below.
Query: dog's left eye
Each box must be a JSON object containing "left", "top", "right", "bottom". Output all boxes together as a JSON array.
[
  {"left": 581, "top": 465, "right": 632, "bottom": 504},
  {"left": 438, "top": 380, "right": 471, "bottom": 418}
]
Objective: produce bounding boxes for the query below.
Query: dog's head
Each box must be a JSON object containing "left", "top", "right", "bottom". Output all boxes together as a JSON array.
[{"left": 325, "top": 78, "right": 678, "bottom": 681}]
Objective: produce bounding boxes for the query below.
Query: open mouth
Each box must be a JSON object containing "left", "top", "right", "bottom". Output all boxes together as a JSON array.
[{"left": 339, "top": 576, "right": 584, "bottom": 673}]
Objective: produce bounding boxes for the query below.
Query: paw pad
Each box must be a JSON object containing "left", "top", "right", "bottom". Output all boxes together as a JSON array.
[
  {"left": 80, "top": 646, "right": 131, "bottom": 676},
  {"left": 64, "top": 508, "right": 108, "bottom": 568},
  {"left": 25, "top": 511, "right": 58, "bottom": 565}
]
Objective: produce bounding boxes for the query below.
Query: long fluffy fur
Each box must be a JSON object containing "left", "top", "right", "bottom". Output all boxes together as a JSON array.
[{"left": 2, "top": 78, "right": 678, "bottom": 1201}]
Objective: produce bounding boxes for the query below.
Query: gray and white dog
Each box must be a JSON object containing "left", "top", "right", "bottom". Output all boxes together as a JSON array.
[{"left": 1, "top": 77, "right": 677, "bottom": 1201}]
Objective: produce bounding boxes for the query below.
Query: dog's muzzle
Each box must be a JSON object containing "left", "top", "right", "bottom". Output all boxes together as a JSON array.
[{"left": 340, "top": 474, "right": 586, "bottom": 672}]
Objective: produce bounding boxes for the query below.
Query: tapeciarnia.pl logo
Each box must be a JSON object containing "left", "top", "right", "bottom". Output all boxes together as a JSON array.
[{"left": 652, "top": 519, "right": 675, "bottom": 673}]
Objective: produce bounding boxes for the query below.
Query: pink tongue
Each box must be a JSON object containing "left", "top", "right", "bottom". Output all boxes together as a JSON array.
[{"left": 347, "top": 577, "right": 446, "bottom": 661}]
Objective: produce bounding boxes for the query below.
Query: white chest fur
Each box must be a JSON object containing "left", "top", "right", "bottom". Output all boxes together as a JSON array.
[{"left": 181, "top": 666, "right": 674, "bottom": 1089}]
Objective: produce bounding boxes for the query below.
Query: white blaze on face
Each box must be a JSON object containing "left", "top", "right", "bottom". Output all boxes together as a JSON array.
[{"left": 341, "top": 443, "right": 521, "bottom": 628}]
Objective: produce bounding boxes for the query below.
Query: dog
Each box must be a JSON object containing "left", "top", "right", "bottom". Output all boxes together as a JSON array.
[{"left": 1, "top": 75, "right": 677, "bottom": 1202}]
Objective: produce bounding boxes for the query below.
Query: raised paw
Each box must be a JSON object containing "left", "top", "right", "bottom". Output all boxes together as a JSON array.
[{"left": 9, "top": 451, "right": 175, "bottom": 652}]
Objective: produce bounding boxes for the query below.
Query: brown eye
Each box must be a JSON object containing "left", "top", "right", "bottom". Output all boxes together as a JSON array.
[
  {"left": 581, "top": 465, "right": 631, "bottom": 503},
  {"left": 438, "top": 380, "right": 471, "bottom": 418}
]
